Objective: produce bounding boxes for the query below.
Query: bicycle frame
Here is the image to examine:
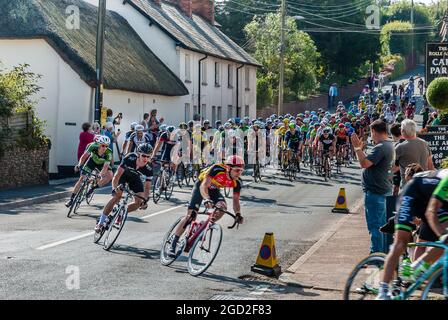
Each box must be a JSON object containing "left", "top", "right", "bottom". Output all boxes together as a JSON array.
[
  {"left": 184, "top": 211, "right": 215, "bottom": 253},
  {"left": 396, "top": 241, "right": 448, "bottom": 300}
]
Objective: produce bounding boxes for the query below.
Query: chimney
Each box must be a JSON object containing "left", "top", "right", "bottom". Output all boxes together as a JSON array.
[
  {"left": 191, "top": 0, "right": 215, "bottom": 25},
  {"left": 161, "top": 0, "right": 192, "bottom": 18}
]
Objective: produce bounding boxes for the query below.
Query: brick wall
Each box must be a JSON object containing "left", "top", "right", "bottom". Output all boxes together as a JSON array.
[
  {"left": 257, "top": 77, "right": 368, "bottom": 118},
  {"left": 0, "top": 145, "right": 49, "bottom": 190}
]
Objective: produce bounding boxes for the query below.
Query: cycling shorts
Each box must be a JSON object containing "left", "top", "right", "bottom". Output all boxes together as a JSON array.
[
  {"left": 82, "top": 158, "right": 112, "bottom": 175},
  {"left": 188, "top": 181, "right": 226, "bottom": 211},
  {"left": 336, "top": 137, "right": 347, "bottom": 146}
]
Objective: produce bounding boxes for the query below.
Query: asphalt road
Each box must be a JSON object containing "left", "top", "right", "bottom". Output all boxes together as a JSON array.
[{"left": 0, "top": 162, "right": 364, "bottom": 300}]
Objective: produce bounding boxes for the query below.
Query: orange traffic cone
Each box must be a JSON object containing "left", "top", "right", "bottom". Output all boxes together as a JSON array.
[
  {"left": 251, "top": 233, "right": 281, "bottom": 277},
  {"left": 332, "top": 187, "right": 349, "bottom": 213}
]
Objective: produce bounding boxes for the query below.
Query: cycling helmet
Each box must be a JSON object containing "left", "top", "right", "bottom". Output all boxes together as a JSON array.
[
  {"left": 289, "top": 123, "right": 296, "bottom": 129},
  {"left": 97, "top": 135, "right": 110, "bottom": 145},
  {"left": 218, "top": 125, "right": 224, "bottom": 132},
  {"left": 215, "top": 120, "right": 222, "bottom": 127},
  {"left": 253, "top": 121, "right": 261, "bottom": 128},
  {"left": 226, "top": 155, "right": 245, "bottom": 167},
  {"left": 303, "top": 118, "right": 310, "bottom": 124},
  {"left": 130, "top": 122, "right": 138, "bottom": 130},
  {"left": 167, "top": 126, "right": 175, "bottom": 133},
  {"left": 338, "top": 123, "right": 345, "bottom": 128},
  {"left": 323, "top": 128, "right": 331, "bottom": 134},
  {"left": 137, "top": 143, "right": 153, "bottom": 155},
  {"left": 203, "top": 119, "right": 210, "bottom": 125},
  {"left": 266, "top": 120, "right": 273, "bottom": 126},
  {"left": 224, "top": 122, "right": 232, "bottom": 129},
  {"left": 283, "top": 118, "right": 290, "bottom": 124},
  {"left": 135, "top": 124, "right": 144, "bottom": 132},
  {"left": 93, "top": 134, "right": 102, "bottom": 143},
  {"left": 179, "top": 122, "right": 187, "bottom": 129}
]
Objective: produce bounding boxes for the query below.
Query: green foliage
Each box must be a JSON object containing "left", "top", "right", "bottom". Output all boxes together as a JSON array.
[
  {"left": 0, "top": 62, "right": 47, "bottom": 155},
  {"left": 426, "top": 77, "right": 448, "bottom": 111},
  {"left": 382, "top": 1, "right": 436, "bottom": 53},
  {"left": 244, "top": 13, "right": 322, "bottom": 105},
  {"left": 381, "top": 21, "right": 413, "bottom": 56},
  {"left": 381, "top": 54, "right": 406, "bottom": 80},
  {"left": 256, "top": 77, "right": 273, "bottom": 108}
]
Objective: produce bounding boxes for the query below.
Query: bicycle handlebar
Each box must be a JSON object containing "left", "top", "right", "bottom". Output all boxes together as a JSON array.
[
  {"left": 115, "top": 184, "right": 149, "bottom": 205},
  {"left": 211, "top": 207, "right": 241, "bottom": 230}
]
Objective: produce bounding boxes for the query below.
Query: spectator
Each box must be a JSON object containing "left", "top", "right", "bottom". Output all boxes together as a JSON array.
[
  {"left": 149, "top": 109, "right": 160, "bottom": 134},
  {"left": 141, "top": 113, "right": 150, "bottom": 131},
  {"left": 393, "top": 119, "right": 434, "bottom": 185},
  {"left": 106, "top": 108, "right": 114, "bottom": 124},
  {"left": 420, "top": 106, "right": 430, "bottom": 129},
  {"left": 328, "top": 83, "right": 338, "bottom": 112},
  {"left": 77, "top": 122, "right": 95, "bottom": 161},
  {"left": 103, "top": 122, "right": 116, "bottom": 164},
  {"left": 351, "top": 120, "right": 394, "bottom": 253},
  {"left": 390, "top": 123, "right": 405, "bottom": 196},
  {"left": 92, "top": 122, "right": 101, "bottom": 135}
]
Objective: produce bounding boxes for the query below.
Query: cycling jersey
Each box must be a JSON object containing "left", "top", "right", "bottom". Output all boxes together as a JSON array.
[
  {"left": 159, "top": 131, "right": 177, "bottom": 162},
  {"left": 285, "top": 130, "right": 301, "bottom": 151},
  {"left": 396, "top": 170, "right": 448, "bottom": 234},
  {"left": 198, "top": 164, "right": 242, "bottom": 193},
  {"left": 85, "top": 142, "right": 112, "bottom": 166},
  {"left": 118, "top": 153, "right": 153, "bottom": 193},
  {"left": 128, "top": 132, "right": 152, "bottom": 152},
  {"left": 319, "top": 134, "right": 335, "bottom": 151}
]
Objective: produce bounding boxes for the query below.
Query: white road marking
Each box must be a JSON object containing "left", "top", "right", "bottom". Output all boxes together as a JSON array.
[{"left": 36, "top": 205, "right": 184, "bottom": 250}]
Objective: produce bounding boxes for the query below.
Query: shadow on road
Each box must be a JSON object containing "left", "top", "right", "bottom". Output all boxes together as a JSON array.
[{"left": 109, "top": 245, "right": 160, "bottom": 260}]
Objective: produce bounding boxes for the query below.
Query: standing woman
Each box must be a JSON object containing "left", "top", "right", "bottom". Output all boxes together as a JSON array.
[{"left": 78, "top": 122, "right": 95, "bottom": 161}]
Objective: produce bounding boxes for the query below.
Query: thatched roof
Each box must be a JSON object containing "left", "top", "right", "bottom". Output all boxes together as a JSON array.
[
  {"left": 0, "top": 0, "right": 189, "bottom": 96},
  {"left": 127, "top": 0, "right": 261, "bottom": 67}
]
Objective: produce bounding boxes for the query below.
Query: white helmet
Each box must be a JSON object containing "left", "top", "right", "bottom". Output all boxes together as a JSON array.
[
  {"left": 93, "top": 134, "right": 102, "bottom": 143},
  {"left": 97, "top": 135, "right": 110, "bottom": 145},
  {"left": 130, "top": 122, "right": 138, "bottom": 130},
  {"left": 135, "top": 124, "right": 144, "bottom": 132}
]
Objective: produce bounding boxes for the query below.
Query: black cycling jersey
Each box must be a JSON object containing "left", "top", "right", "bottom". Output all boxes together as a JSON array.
[
  {"left": 319, "top": 134, "right": 335, "bottom": 151},
  {"left": 128, "top": 132, "right": 152, "bottom": 152},
  {"left": 395, "top": 170, "right": 448, "bottom": 234}
]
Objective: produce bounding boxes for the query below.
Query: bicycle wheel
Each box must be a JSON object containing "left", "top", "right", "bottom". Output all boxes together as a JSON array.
[
  {"left": 152, "top": 174, "right": 162, "bottom": 204},
  {"left": 420, "top": 268, "right": 445, "bottom": 300},
  {"left": 184, "top": 166, "right": 192, "bottom": 187},
  {"left": 176, "top": 164, "right": 185, "bottom": 189},
  {"left": 192, "top": 165, "right": 199, "bottom": 182},
  {"left": 85, "top": 182, "right": 96, "bottom": 205},
  {"left": 160, "top": 217, "right": 187, "bottom": 266},
  {"left": 187, "top": 223, "right": 223, "bottom": 276},
  {"left": 103, "top": 206, "right": 128, "bottom": 251},
  {"left": 253, "top": 164, "right": 260, "bottom": 182},
  {"left": 343, "top": 253, "right": 386, "bottom": 300},
  {"left": 165, "top": 171, "right": 175, "bottom": 200}
]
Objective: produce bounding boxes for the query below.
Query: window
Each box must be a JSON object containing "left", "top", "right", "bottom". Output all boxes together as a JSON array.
[
  {"left": 227, "top": 105, "right": 233, "bottom": 119},
  {"left": 185, "top": 54, "right": 191, "bottom": 82},
  {"left": 245, "top": 105, "right": 250, "bottom": 117},
  {"left": 201, "top": 60, "right": 207, "bottom": 85},
  {"left": 212, "top": 106, "right": 216, "bottom": 124},
  {"left": 215, "top": 62, "right": 220, "bottom": 86},
  {"left": 201, "top": 104, "right": 207, "bottom": 120},
  {"left": 245, "top": 68, "right": 250, "bottom": 90},
  {"left": 217, "top": 106, "right": 222, "bottom": 122},
  {"left": 193, "top": 105, "right": 198, "bottom": 117},
  {"left": 228, "top": 64, "right": 233, "bottom": 88},
  {"left": 185, "top": 103, "right": 190, "bottom": 121}
]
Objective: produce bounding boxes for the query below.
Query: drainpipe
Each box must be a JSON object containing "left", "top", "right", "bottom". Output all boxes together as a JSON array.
[
  {"left": 198, "top": 54, "right": 208, "bottom": 120},
  {"left": 236, "top": 64, "right": 244, "bottom": 118}
]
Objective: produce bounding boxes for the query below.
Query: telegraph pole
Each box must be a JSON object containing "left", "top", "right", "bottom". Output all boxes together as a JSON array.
[
  {"left": 94, "top": 0, "right": 107, "bottom": 124},
  {"left": 411, "top": 0, "right": 414, "bottom": 67},
  {"left": 278, "top": 0, "right": 286, "bottom": 116}
]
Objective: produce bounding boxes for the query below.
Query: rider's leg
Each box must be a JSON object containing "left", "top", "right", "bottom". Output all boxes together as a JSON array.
[
  {"left": 127, "top": 193, "right": 144, "bottom": 213},
  {"left": 66, "top": 175, "right": 87, "bottom": 207},
  {"left": 96, "top": 190, "right": 123, "bottom": 228},
  {"left": 98, "top": 169, "right": 113, "bottom": 188},
  {"left": 211, "top": 201, "right": 227, "bottom": 223}
]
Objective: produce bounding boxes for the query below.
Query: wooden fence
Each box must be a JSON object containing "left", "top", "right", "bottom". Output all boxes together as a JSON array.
[{"left": 0, "top": 111, "right": 32, "bottom": 143}]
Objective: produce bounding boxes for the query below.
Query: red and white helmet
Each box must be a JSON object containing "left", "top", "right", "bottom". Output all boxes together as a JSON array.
[
  {"left": 96, "top": 135, "right": 110, "bottom": 146},
  {"left": 225, "top": 155, "right": 245, "bottom": 167}
]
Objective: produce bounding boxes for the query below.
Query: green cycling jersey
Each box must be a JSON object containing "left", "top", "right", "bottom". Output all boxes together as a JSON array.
[
  {"left": 86, "top": 142, "right": 112, "bottom": 166},
  {"left": 433, "top": 176, "right": 448, "bottom": 202}
]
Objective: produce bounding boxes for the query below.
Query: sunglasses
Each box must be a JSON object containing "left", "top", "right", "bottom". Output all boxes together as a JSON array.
[
  {"left": 140, "top": 154, "right": 151, "bottom": 158},
  {"left": 100, "top": 144, "right": 108, "bottom": 148},
  {"left": 231, "top": 167, "right": 244, "bottom": 173}
]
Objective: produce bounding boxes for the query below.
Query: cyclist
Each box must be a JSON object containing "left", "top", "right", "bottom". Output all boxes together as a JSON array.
[
  {"left": 335, "top": 123, "right": 349, "bottom": 164},
  {"left": 152, "top": 125, "right": 178, "bottom": 177},
  {"left": 317, "top": 128, "right": 336, "bottom": 167},
  {"left": 121, "top": 122, "right": 138, "bottom": 158},
  {"left": 284, "top": 123, "right": 302, "bottom": 168},
  {"left": 65, "top": 135, "right": 113, "bottom": 208},
  {"left": 125, "top": 124, "right": 152, "bottom": 155},
  {"left": 376, "top": 169, "right": 448, "bottom": 300},
  {"left": 94, "top": 143, "right": 153, "bottom": 233},
  {"left": 168, "top": 155, "right": 245, "bottom": 257}
]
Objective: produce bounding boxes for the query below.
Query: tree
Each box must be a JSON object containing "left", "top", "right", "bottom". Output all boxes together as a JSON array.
[
  {"left": 381, "top": 21, "right": 413, "bottom": 56},
  {"left": 245, "top": 13, "right": 322, "bottom": 107}
]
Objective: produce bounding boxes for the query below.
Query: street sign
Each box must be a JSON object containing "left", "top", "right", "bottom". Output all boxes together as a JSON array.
[
  {"left": 426, "top": 42, "right": 448, "bottom": 86},
  {"left": 417, "top": 132, "right": 448, "bottom": 168},
  {"left": 426, "top": 125, "right": 448, "bottom": 133}
]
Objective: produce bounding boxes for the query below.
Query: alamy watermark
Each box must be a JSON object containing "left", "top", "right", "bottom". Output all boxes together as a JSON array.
[
  {"left": 66, "top": 265, "right": 80, "bottom": 290},
  {"left": 66, "top": 5, "right": 80, "bottom": 30},
  {"left": 365, "top": 3, "right": 381, "bottom": 30}
]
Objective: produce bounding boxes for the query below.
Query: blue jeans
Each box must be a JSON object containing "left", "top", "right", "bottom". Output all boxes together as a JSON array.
[{"left": 364, "top": 191, "right": 389, "bottom": 253}]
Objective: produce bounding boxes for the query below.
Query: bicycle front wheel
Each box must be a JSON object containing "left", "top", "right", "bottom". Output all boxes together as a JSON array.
[
  {"left": 152, "top": 175, "right": 162, "bottom": 204},
  {"left": 160, "top": 217, "right": 187, "bottom": 266},
  {"left": 103, "top": 206, "right": 128, "bottom": 251},
  {"left": 187, "top": 223, "right": 223, "bottom": 276},
  {"left": 343, "top": 253, "right": 386, "bottom": 300},
  {"left": 420, "top": 268, "right": 446, "bottom": 300}
]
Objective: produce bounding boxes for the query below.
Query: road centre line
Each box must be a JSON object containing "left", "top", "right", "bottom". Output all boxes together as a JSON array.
[{"left": 36, "top": 205, "right": 184, "bottom": 251}]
